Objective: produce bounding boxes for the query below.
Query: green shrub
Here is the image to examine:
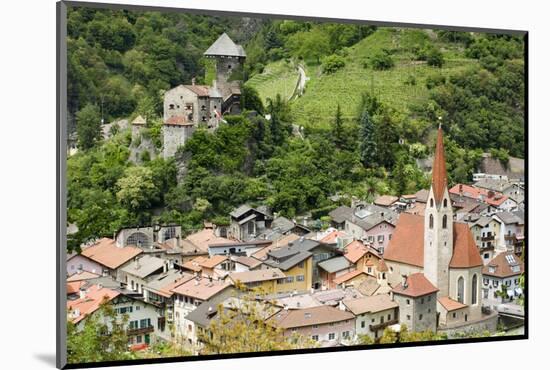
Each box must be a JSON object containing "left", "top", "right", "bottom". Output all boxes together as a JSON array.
[
  {"left": 321, "top": 54, "right": 346, "bottom": 74},
  {"left": 140, "top": 150, "right": 151, "bottom": 162},
  {"left": 426, "top": 74, "right": 446, "bottom": 89},
  {"left": 426, "top": 48, "right": 444, "bottom": 67},
  {"left": 370, "top": 50, "right": 394, "bottom": 70},
  {"left": 404, "top": 75, "right": 417, "bottom": 86}
]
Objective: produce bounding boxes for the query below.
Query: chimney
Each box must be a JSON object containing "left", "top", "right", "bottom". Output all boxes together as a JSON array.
[
  {"left": 401, "top": 275, "right": 408, "bottom": 289},
  {"left": 79, "top": 288, "right": 86, "bottom": 300},
  {"left": 191, "top": 77, "right": 196, "bottom": 86},
  {"left": 163, "top": 262, "right": 168, "bottom": 274},
  {"left": 134, "top": 257, "right": 141, "bottom": 270},
  {"left": 97, "top": 283, "right": 103, "bottom": 290}
]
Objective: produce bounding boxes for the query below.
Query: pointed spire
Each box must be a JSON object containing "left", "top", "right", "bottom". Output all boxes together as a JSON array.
[{"left": 431, "top": 126, "right": 448, "bottom": 204}]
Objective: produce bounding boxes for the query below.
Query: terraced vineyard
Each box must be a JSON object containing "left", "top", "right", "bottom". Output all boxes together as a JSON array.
[
  {"left": 248, "top": 28, "right": 480, "bottom": 130},
  {"left": 245, "top": 59, "right": 301, "bottom": 105}
]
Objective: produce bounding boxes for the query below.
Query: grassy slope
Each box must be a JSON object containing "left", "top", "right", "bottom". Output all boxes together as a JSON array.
[
  {"left": 245, "top": 59, "right": 300, "bottom": 105},
  {"left": 250, "top": 28, "right": 480, "bottom": 130}
]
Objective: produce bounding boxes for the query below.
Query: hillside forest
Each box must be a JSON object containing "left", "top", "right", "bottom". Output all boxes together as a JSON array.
[{"left": 66, "top": 7, "right": 525, "bottom": 252}]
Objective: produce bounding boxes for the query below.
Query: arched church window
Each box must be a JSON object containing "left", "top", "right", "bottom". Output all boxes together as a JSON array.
[
  {"left": 457, "top": 277, "right": 464, "bottom": 303},
  {"left": 471, "top": 274, "right": 478, "bottom": 305},
  {"left": 442, "top": 215, "right": 448, "bottom": 229},
  {"left": 429, "top": 214, "right": 434, "bottom": 229},
  {"left": 430, "top": 198, "right": 434, "bottom": 208},
  {"left": 444, "top": 199, "right": 448, "bottom": 207}
]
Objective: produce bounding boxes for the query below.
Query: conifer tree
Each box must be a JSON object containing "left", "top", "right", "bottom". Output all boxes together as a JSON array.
[{"left": 359, "top": 108, "right": 377, "bottom": 168}]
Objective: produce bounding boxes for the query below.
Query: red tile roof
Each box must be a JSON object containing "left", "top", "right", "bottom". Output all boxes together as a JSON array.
[
  {"left": 343, "top": 240, "right": 368, "bottom": 263},
  {"left": 184, "top": 84, "right": 210, "bottom": 96},
  {"left": 392, "top": 273, "right": 438, "bottom": 298},
  {"left": 431, "top": 127, "right": 448, "bottom": 205},
  {"left": 384, "top": 213, "right": 425, "bottom": 267},
  {"left": 67, "top": 284, "right": 120, "bottom": 324},
  {"left": 199, "top": 255, "right": 228, "bottom": 269},
  {"left": 333, "top": 270, "right": 368, "bottom": 285},
  {"left": 384, "top": 213, "right": 482, "bottom": 269},
  {"left": 438, "top": 296, "right": 467, "bottom": 312},
  {"left": 170, "top": 277, "right": 231, "bottom": 301},
  {"left": 81, "top": 238, "right": 142, "bottom": 270},
  {"left": 67, "top": 270, "right": 101, "bottom": 282},
  {"left": 320, "top": 230, "right": 347, "bottom": 244},
  {"left": 449, "top": 184, "right": 509, "bottom": 207},
  {"left": 269, "top": 305, "right": 354, "bottom": 329},
  {"left": 482, "top": 252, "right": 524, "bottom": 278},
  {"left": 164, "top": 115, "right": 192, "bottom": 126},
  {"left": 449, "top": 223, "right": 483, "bottom": 268}
]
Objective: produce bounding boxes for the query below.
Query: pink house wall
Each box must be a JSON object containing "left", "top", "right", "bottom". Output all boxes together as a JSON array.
[
  {"left": 66, "top": 255, "right": 104, "bottom": 277},
  {"left": 363, "top": 222, "right": 395, "bottom": 252}
]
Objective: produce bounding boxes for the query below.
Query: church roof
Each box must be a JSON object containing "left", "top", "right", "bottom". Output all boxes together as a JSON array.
[
  {"left": 383, "top": 213, "right": 483, "bottom": 269},
  {"left": 204, "top": 33, "right": 247, "bottom": 58},
  {"left": 431, "top": 127, "right": 448, "bottom": 205},
  {"left": 392, "top": 273, "right": 438, "bottom": 298}
]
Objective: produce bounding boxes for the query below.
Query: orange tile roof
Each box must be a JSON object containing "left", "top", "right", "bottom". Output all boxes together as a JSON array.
[
  {"left": 449, "top": 223, "right": 483, "bottom": 268},
  {"left": 157, "top": 275, "right": 195, "bottom": 298},
  {"left": 377, "top": 259, "right": 389, "bottom": 272},
  {"left": 185, "top": 229, "right": 232, "bottom": 253},
  {"left": 482, "top": 252, "right": 524, "bottom": 278},
  {"left": 170, "top": 277, "right": 232, "bottom": 301},
  {"left": 384, "top": 213, "right": 482, "bottom": 269},
  {"left": 67, "top": 270, "right": 101, "bottom": 282},
  {"left": 343, "top": 240, "right": 368, "bottom": 264},
  {"left": 81, "top": 238, "right": 142, "bottom": 270},
  {"left": 67, "top": 284, "right": 120, "bottom": 324},
  {"left": 320, "top": 230, "right": 347, "bottom": 244},
  {"left": 392, "top": 273, "right": 438, "bottom": 298},
  {"left": 269, "top": 305, "right": 354, "bottom": 329},
  {"left": 374, "top": 195, "right": 399, "bottom": 207},
  {"left": 438, "top": 296, "right": 467, "bottom": 312},
  {"left": 333, "top": 270, "right": 368, "bottom": 285},
  {"left": 384, "top": 213, "right": 425, "bottom": 267},
  {"left": 432, "top": 127, "right": 448, "bottom": 205},
  {"left": 66, "top": 281, "right": 85, "bottom": 295},
  {"left": 199, "top": 255, "right": 228, "bottom": 269},
  {"left": 182, "top": 256, "right": 208, "bottom": 272},
  {"left": 449, "top": 184, "right": 508, "bottom": 207}
]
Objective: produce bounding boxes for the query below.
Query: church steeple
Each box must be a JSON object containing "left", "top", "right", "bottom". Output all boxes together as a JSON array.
[
  {"left": 431, "top": 126, "right": 448, "bottom": 206},
  {"left": 423, "top": 124, "right": 453, "bottom": 298}
]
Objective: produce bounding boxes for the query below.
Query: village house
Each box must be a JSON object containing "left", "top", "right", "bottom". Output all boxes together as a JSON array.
[
  {"left": 228, "top": 204, "right": 273, "bottom": 241},
  {"left": 268, "top": 305, "right": 355, "bottom": 347},
  {"left": 197, "top": 255, "right": 232, "bottom": 279},
  {"left": 319, "top": 228, "right": 353, "bottom": 248},
  {"left": 437, "top": 296, "right": 469, "bottom": 328},
  {"left": 494, "top": 211, "right": 525, "bottom": 256},
  {"left": 343, "top": 204, "right": 397, "bottom": 254},
  {"left": 391, "top": 273, "right": 438, "bottom": 332},
  {"left": 465, "top": 215, "right": 504, "bottom": 264},
  {"left": 170, "top": 276, "right": 233, "bottom": 346},
  {"left": 67, "top": 284, "right": 162, "bottom": 349},
  {"left": 252, "top": 233, "right": 300, "bottom": 260},
  {"left": 262, "top": 237, "right": 339, "bottom": 290},
  {"left": 77, "top": 237, "right": 143, "bottom": 281},
  {"left": 481, "top": 252, "right": 524, "bottom": 309},
  {"left": 262, "top": 216, "right": 311, "bottom": 240},
  {"left": 119, "top": 255, "right": 170, "bottom": 295},
  {"left": 343, "top": 294, "right": 399, "bottom": 340},
  {"left": 228, "top": 268, "right": 286, "bottom": 293},
  {"left": 318, "top": 256, "right": 355, "bottom": 289},
  {"left": 328, "top": 206, "right": 353, "bottom": 230},
  {"left": 384, "top": 127, "right": 487, "bottom": 331},
  {"left": 141, "top": 269, "right": 194, "bottom": 337},
  {"left": 180, "top": 227, "right": 232, "bottom": 263},
  {"left": 474, "top": 178, "right": 525, "bottom": 199},
  {"left": 373, "top": 195, "right": 399, "bottom": 209}
]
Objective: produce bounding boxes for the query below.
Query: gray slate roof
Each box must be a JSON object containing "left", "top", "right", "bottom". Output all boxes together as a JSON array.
[
  {"left": 271, "top": 216, "right": 296, "bottom": 234},
  {"left": 120, "top": 255, "right": 165, "bottom": 279},
  {"left": 496, "top": 211, "right": 523, "bottom": 225},
  {"left": 318, "top": 256, "right": 352, "bottom": 273},
  {"left": 204, "top": 33, "right": 246, "bottom": 57},
  {"left": 230, "top": 204, "right": 253, "bottom": 219},
  {"left": 329, "top": 206, "right": 353, "bottom": 224}
]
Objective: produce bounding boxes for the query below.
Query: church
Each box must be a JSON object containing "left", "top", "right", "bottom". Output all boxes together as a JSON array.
[
  {"left": 162, "top": 33, "right": 246, "bottom": 158},
  {"left": 384, "top": 126, "right": 484, "bottom": 328}
]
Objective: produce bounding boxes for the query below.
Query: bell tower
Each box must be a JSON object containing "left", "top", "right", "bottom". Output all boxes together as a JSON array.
[{"left": 423, "top": 124, "right": 454, "bottom": 297}]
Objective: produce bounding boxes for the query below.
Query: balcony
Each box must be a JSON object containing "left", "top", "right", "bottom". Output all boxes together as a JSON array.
[
  {"left": 481, "top": 235, "right": 495, "bottom": 242},
  {"left": 369, "top": 318, "right": 398, "bottom": 332},
  {"left": 504, "top": 234, "right": 517, "bottom": 241},
  {"left": 127, "top": 325, "right": 154, "bottom": 336}
]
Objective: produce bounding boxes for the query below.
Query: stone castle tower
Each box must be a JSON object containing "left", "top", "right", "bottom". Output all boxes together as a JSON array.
[
  {"left": 203, "top": 33, "right": 246, "bottom": 114},
  {"left": 423, "top": 125, "right": 454, "bottom": 298}
]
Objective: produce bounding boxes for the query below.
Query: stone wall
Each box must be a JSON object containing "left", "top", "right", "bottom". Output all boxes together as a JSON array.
[{"left": 163, "top": 125, "right": 195, "bottom": 159}]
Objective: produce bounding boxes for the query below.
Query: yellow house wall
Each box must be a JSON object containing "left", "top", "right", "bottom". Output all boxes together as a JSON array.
[{"left": 274, "top": 256, "right": 313, "bottom": 294}]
